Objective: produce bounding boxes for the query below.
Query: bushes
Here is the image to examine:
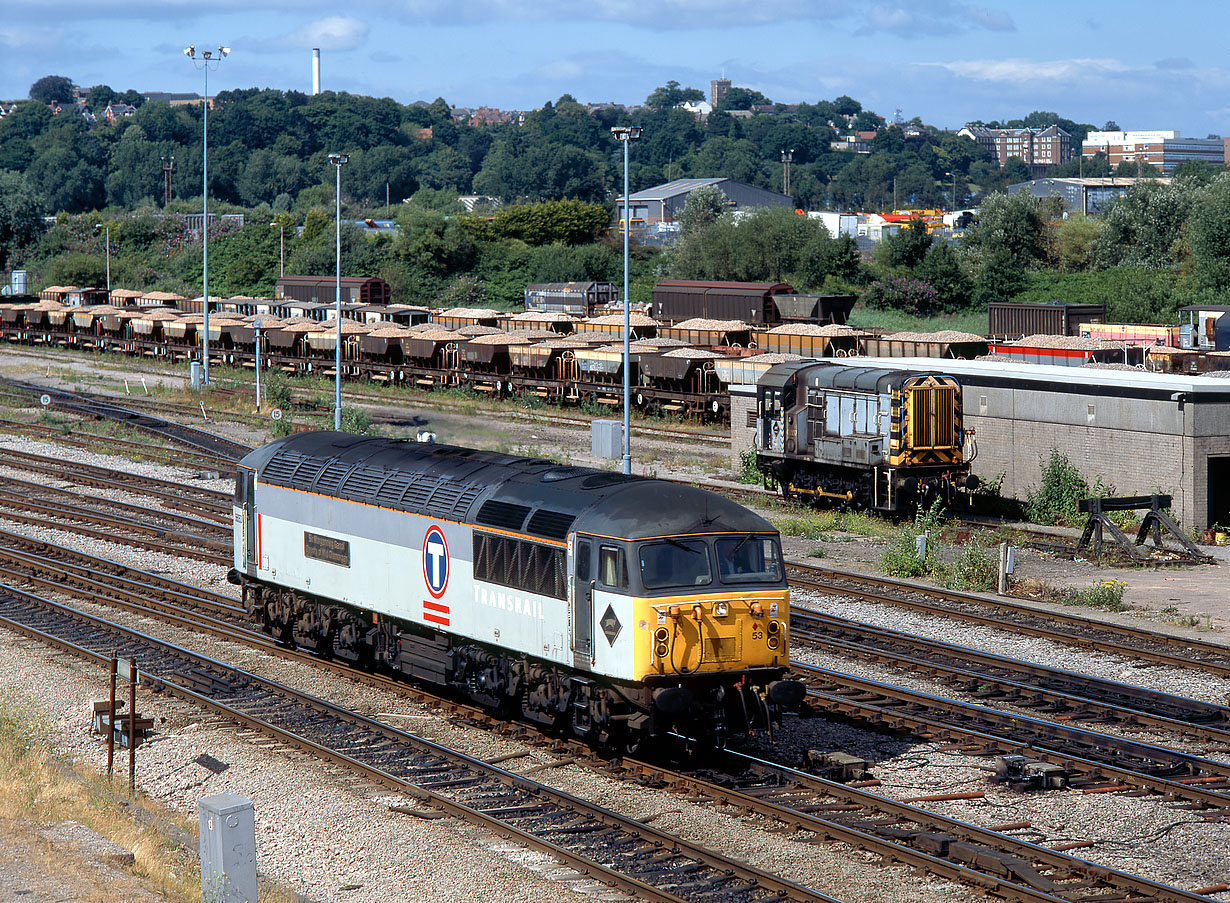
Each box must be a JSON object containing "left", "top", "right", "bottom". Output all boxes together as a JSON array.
[
  {"left": 880, "top": 503, "right": 998, "bottom": 592},
  {"left": 1025, "top": 449, "right": 1089, "bottom": 526},
  {"left": 860, "top": 275, "right": 942, "bottom": 317}
]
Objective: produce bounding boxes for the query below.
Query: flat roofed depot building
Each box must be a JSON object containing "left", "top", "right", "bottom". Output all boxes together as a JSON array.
[
  {"left": 1007, "top": 177, "right": 1170, "bottom": 216},
  {"left": 613, "top": 178, "right": 795, "bottom": 227},
  {"left": 729, "top": 359, "right": 1230, "bottom": 530}
]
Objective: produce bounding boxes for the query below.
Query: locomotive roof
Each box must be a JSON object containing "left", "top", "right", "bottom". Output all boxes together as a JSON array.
[
  {"left": 240, "top": 431, "right": 774, "bottom": 542},
  {"left": 758, "top": 360, "right": 946, "bottom": 393}
]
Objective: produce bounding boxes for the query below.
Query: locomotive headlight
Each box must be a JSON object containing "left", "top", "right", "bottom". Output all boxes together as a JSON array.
[
  {"left": 714, "top": 601, "right": 729, "bottom": 617},
  {"left": 749, "top": 601, "right": 764, "bottom": 618}
]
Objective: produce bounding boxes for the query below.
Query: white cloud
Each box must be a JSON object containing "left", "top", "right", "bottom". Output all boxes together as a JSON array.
[
  {"left": 923, "top": 57, "right": 1130, "bottom": 84},
  {"left": 400, "top": 0, "right": 847, "bottom": 27},
  {"left": 282, "top": 16, "right": 369, "bottom": 50},
  {"left": 856, "top": 1, "right": 1014, "bottom": 36},
  {"left": 0, "top": 24, "right": 66, "bottom": 50}
]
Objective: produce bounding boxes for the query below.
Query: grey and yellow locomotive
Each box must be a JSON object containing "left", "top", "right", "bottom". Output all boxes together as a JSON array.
[
  {"left": 231, "top": 432, "right": 805, "bottom": 750},
  {"left": 755, "top": 361, "right": 977, "bottom": 512}
]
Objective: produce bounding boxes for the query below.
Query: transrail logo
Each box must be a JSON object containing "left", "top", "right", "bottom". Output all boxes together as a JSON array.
[{"left": 422, "top": 526, "right": 449, "bottom": 599}]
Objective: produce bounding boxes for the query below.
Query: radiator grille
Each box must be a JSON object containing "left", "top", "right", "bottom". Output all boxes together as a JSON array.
[{"left": 908, "top": 386, "right": 957, "bottom": 450}]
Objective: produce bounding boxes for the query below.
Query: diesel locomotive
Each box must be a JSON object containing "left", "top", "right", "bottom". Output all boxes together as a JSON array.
[
  {"left": 755, "top": 361, "right": 978, "bottom": 512},
  {"left": 229, "top": 432, "right": 805, "bottom": 749}
]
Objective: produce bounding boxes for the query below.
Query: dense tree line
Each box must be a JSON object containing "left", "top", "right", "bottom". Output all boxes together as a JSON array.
[
  {"left": 2, "top": 77, "right": 1086, "bottom": 220},
  {"left": 3, "top": 76, "right": 1229, "bottom": 323}
]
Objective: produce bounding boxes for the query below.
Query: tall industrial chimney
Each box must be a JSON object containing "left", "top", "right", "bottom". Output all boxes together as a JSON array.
[{"left": 312, "top": 48, "right": 321, "bottom": 95}]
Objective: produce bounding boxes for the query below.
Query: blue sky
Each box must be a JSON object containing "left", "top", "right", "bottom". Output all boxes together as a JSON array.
[{"left": 3, "top": 0, "right": 1226, "bottom": 136}]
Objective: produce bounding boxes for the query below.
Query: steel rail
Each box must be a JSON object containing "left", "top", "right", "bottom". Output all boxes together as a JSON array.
[
  {"left": 790, "top": 608, "right": 1230, "bottom": 736},
  {"left": 0, "top": 588, "right": 836, "bottom": 903},
  {"left": 5, "top": 532, "right": 1222, "bottom": 903},
  {"left": 788, "top": 562, "right": 1230, "bottom": 678},
  {"left": 0, "top": 476, "right": 229, "bottom": 539},
  {"left": 0, "top": 446, "right": 232, "bottom": 520},
  {"left": 0, "top": 499, "right": 231, "bottom": 566},
  {"left": 799, "top": 666, "right": 1230, "bottom": 808}
]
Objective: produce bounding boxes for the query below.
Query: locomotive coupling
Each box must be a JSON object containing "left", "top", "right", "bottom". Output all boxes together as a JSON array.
[
  {"left": 653, "top": 686, "right": 694, "bottom": 715},
  {"left": 226, "top": 568, "right": 242, "bottom": 586},
  {"left": 767, "top": 679, "right": 807, "bottom": 708}
]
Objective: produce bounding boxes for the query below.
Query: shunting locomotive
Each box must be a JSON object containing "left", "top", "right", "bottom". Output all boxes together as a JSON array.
[
  {"left": 229, "top": 432, "right": 805, "bottom": 750},
  {"left": 755, "top": 361, "right": 978, "bottom": 512}
]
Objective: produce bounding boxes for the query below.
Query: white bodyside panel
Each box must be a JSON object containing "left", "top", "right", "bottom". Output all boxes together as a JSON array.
[{"left": 247, "top": 484, "right": 584, "bottom": 672}]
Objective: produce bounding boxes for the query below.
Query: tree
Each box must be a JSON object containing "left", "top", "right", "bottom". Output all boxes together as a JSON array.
[
  {"left": 1093, "top": 180, "right": 1190, "bottom": 269},
  {"left": 465, "top": 199, "right": 609, "bottom": 246},
  {"left": 976, "top": 247, "right": 1028, "bottom": 304},
  {"left": 645, "top": 81, "right": 704, "bottom": 111},
  {"left": 962, "top": 190, "right": 1048, "bottom": 304},
  {"left": 833, "top": 95, "right": 861, "bottom": 118},
  {"left": 678, "top": 184, "right": 729, "bottom": 236},
  {"left": 85, "top": 85, "right": 117, "bottom": 111},
  {"left": 718, "top": 87, "right": 771, "bottom": 111},
  {"left": 1187, "top": 173, "right": 1230, "bottom": 293},
  {"left": 877, "top": 217, "right": 932, "bottom": 270},
  {"left": 29, "top": 75, "right": 74, "bottom": 104},
  {"left": 915, "top": 243, "right": 973, "bottom": 311},
  {"left": 0, "top": 172, "right": 44, "bottom": 270},
  {"left": 1047, "top": 214, "right": 1099, "bottom": 272},
  {"left": 1000, "top": 157, "right": 1032, "bottom": 184},
  {"left": 1116, "top": 159, "right": 1159, "bottom": 178}
]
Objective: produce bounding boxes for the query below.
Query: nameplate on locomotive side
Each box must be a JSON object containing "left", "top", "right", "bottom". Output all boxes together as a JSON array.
[{"left": 304, "top": 531, "right": 350, "bottom": 567}]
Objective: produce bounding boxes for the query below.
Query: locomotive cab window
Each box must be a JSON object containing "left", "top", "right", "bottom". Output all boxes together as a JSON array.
[
  {"left": 716, "top": 535, "right": 783, "bottom": 584},
  {"left": 639, "top": 539, "right": 712, "bottom": 590},
  {"left": 598, "top": 545, "right": 628, "bottom": 589}
]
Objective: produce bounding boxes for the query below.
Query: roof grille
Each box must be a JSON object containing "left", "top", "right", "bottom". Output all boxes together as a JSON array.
[
  {"left": 289, "top": 456, "right": 327, "bottom": 487},
  {"left": 314, "top": 460, "right": 352, "bottom": 495},
  {"left": 476, "top": 500, "right": 530, "bottom": 531},
  {"left": 261, "top": 452, "right": 305, "bottom": 486},
  {"left": 341, "top": 465, "right": 388, "bottom": 500},
  {"left": 526, "top": 509, "right": 575, "bottom": 540}
]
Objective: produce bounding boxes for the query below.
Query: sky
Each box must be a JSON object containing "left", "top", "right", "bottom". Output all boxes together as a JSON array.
[{"left": 3, "top": 0, "right": 1227, "bottom": 137}]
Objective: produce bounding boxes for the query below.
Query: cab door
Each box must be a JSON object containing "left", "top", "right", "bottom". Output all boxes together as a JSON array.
[
  {"left": 570, "top": 534, "right": 595, "bottom": 668},
  {"left": 237, "top": 469, "right": 257, "bottom": 570}
]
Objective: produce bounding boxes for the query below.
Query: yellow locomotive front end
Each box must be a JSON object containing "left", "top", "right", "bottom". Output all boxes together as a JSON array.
[{"left": 617, "top": 531, "right": 804, "bottom": 743}]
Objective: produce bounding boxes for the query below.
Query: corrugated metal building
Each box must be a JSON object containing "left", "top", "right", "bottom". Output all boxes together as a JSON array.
[
  {"left": 613, "top": 178, "right": 795, "bottom": 227},
  {"left": 1007, "top": 177, "right": 1171, "bottom": 215}
]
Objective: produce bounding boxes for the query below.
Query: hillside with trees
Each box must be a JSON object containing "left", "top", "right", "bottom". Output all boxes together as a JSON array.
[{"left": 2, "top": 77, "right": 1229, "bottom": 323}]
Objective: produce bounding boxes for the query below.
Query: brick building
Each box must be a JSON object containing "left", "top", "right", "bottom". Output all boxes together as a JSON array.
[
  {"left": 957, "top": 124, "right": 1072, "bottom": 176},
  {"left": 1081, "top": 130, "right": 1224, "bottom": 174}
]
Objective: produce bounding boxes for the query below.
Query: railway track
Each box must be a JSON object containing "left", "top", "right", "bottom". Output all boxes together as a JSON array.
[
  {"left": 0, "top": 585, "right": 834, "bottom": 903},
  {"left": 0, "top": 417, "right": 236, "bottom": 470},
  {"left": 789, "top": 607, "right": 1230, "bottom": 743},
  {"left": 0, "top": 378, "right": 254, "bottom": 461},
  {"left": 0, "top": 446, "right": 232, "bottom": 522},
  {"left": 788, "top": 562, "right": 1230, "bottom": 679},
  {"left": 2, "top": 530, "right": 1224, "bottom": 902}
]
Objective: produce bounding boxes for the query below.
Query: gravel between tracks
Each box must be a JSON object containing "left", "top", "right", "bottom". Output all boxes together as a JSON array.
[{"left": 3, "top": 432, "right": 1230, "bottom": 901}]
